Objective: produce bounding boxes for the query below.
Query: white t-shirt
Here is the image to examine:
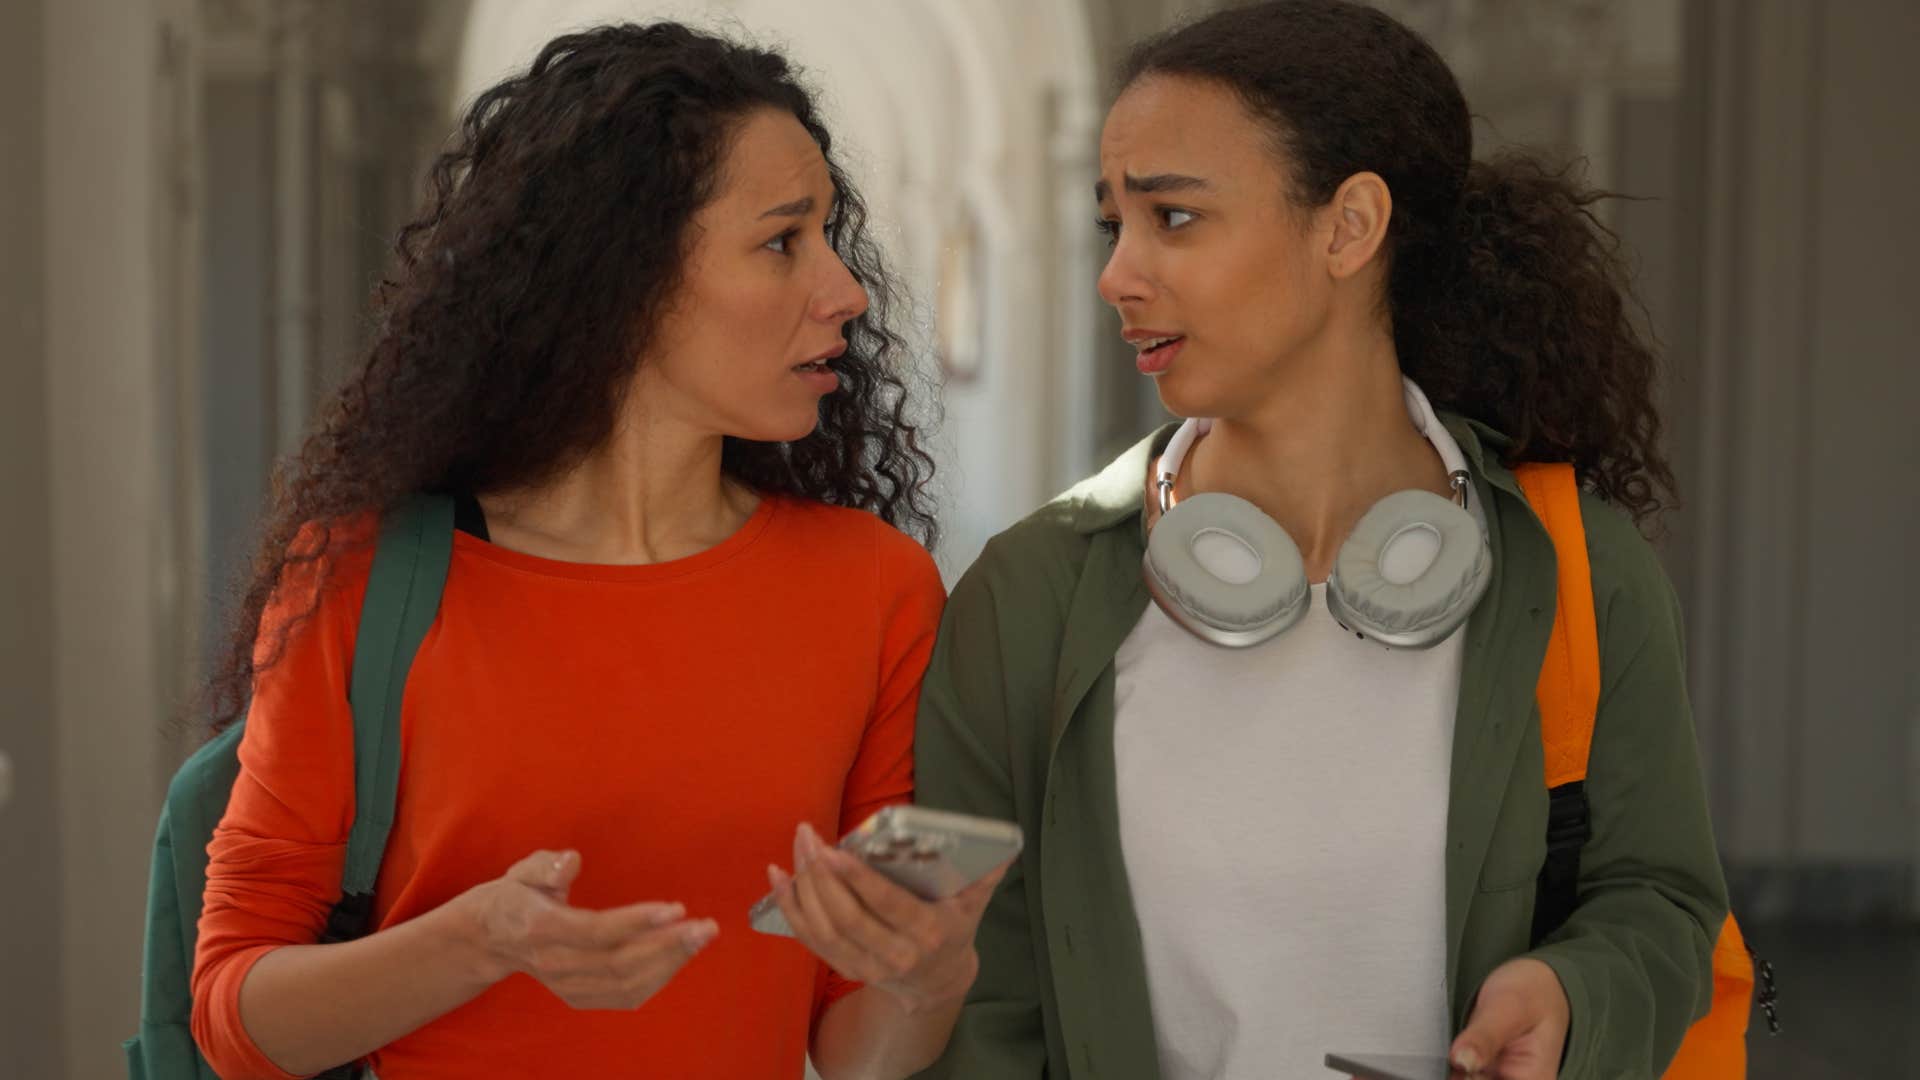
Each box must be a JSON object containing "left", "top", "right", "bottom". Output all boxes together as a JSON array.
[{"left": 1114, "top": 476, "right": 1481, "bottom": 1078}]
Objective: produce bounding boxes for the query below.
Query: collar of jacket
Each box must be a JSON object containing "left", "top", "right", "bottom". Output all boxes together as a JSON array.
[
  {"left": 1058, "top": 413, "right": 1525, "bottom": 535},
  {"left": 1041, "top": 412, "right": 1558, "bottom": 1010}
]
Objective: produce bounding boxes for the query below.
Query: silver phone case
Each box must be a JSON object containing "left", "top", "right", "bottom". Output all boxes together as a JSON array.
[
  {"left": 1324, "top": 1053, "right": 1461, "bottom": 1080},
  {"left": 749, "top": 806, "right": 1024, "bottom": 936}
]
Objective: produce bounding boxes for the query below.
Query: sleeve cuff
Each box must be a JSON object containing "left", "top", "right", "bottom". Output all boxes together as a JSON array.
[
  {"left": 1528, "top": 944, "right": 1595, "bottom": 1080},
  {"left": 192, "top": 944, "right": 309, "bottom": 1080}
]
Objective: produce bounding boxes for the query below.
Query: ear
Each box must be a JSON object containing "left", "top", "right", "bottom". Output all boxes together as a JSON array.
[{"left": 1323, "top": 171, "right": 1392, "bottom": 280}]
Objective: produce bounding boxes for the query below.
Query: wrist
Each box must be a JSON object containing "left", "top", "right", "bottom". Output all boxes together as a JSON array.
[
  {"left": 896, "top": 945, "right": 978, "bottom": 1013},
  {"left": 435, "top": 882, "right": 514, "bottom": 988}
]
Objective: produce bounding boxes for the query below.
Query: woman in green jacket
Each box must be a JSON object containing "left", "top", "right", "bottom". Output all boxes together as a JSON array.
[{"left": 913, "top": 3, "right": 1728, "bottom": 1078}]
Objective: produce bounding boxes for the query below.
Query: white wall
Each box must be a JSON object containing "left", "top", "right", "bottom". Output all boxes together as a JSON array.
[
  {"left": 201, "top": 76, "right": 279, "bottom": 660},
  {"left": 1678, "top": 0, "right": 1919, "bottom": 915},
  {"left": 42, "top": 1, "right": 198, "bottom": 1074},
  {"left": 1791, "top": 0, "right": 1919, "bottom": 867},
  {"left": 0, "top": 0, "right": 65, "bottom": 1072}
]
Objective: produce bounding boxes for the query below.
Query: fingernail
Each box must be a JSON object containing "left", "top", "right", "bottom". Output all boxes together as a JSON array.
[
  {"left": 1451, "top": 1049, "right": 1481, "bottom": 1074},
  {"left": 653, "top": 902, "right": 686, "bottom": 925},
  {"left": 795, "top": 825, "right": 812, "bottom": 870},
  {"left": 767, "top": 864, "right": 788, "bottom": 890},
  {"left": 683, "top": 920, "right": 719, "bottom": 953}
]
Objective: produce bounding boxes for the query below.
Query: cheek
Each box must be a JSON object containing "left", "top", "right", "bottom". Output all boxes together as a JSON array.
[
  {"left": 695, "top": 276, "right": 776, "bottom": 337},
  {"left": 645, "top": 274, "right": 827, "bottom": 436},
  {"left": 722, "top": 273, "right": 790, "bottom": 325},
  {"left": 1160, "top": 238, "right": 1324, "bottom": 413},
  {"left": 671, "top": 276, "right": 788, "bottom": 366},
  {"left": 1179, "top": 238, "right": 1296, "bottom": 347},
  {"left": 1233, "top": 240, "right": 1323, "bottom": 338}
]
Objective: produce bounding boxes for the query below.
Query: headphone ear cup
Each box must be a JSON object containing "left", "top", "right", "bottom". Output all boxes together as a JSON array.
[
  {"left": 1143, "top": 492, "right": 1309, "bottom": 647},
  {"left": 1326, "top": 489, "right": 1490, "bottom": 648}
]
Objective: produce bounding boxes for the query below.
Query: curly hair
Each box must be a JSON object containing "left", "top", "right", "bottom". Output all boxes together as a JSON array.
[
  {"left": 205, "top": 22, "right": 938, "bottom": 733},
  {"left": 1120, "top": 0, "right": 1676, "bottom": 525}
]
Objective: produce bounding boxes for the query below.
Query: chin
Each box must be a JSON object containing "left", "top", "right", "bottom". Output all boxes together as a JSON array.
[
  {"left": 776, "top": 418, "right": 823, "bottom": 443},
  {"left": 735, "top": 411, "right": 823, "bottom": 445},
  {"left": 1148, "top": 369, "right": 1223, "bottom": 421},
  {"left": 1153, "top": 358, "right": 1278, "bottom": 423}
]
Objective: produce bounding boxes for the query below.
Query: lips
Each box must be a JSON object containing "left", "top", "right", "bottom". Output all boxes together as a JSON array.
[
  {"left": 794, "top": 339, "right": 844, "bottom": 380},
  {"left": 792, "top": 344, "right": 842, "bottom": 392},
  {"left": 1126, "top": 330, "right": 1187, "bottom": 375}
]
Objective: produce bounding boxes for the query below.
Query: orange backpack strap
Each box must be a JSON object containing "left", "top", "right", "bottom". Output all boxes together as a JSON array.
[
  {"left": 1513, "top": 462, "right": 1600, "bottom": 787},
  {"left": 1515, "top": 463, "right": 1765, "bottom": 1078},
  {"left": 1513, "top": 462, "right": 1600, "bottom": 947}
]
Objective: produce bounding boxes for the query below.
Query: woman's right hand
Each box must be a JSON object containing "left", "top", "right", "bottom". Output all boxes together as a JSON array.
[{"left": 457, "top": 848, "right": 717, "bottom": 1010}]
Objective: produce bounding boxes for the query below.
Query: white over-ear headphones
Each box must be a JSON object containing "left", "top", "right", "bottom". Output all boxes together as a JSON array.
[{"left": 1142, "top": 377, "right": 1491, "bottom": 649}]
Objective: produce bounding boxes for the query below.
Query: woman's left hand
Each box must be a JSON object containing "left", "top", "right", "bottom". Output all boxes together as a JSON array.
[
  {"left": 767, "top": 822, "right": 1010, "bottom": 1014},
  {"left": 1448, "top": 957, "right": 1571, "bottom": 1079}
]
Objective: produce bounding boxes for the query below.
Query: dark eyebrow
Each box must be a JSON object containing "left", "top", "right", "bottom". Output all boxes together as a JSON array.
[
  {"left": 1093, "top": 173, "right": 1214, "bottom": 202},
  {"left": 759, "top": 196, "right": 815, "bottom": 219}
]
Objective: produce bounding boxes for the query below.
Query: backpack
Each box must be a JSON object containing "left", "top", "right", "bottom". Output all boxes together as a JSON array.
[
  {"left": 124, "top": 495, "right": 455, "bottom": 1080},
  {"left": 1514, "top": 463, "right": 1778, "bottom": 1078}
]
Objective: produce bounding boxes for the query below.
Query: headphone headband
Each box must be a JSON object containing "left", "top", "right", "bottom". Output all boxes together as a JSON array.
[{"left": 1157, "top": 377, "right": 1470, "bottom": 514}]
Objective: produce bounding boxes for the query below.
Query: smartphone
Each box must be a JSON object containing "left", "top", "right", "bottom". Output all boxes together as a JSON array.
[
  {"left": 749, "top": 805, "right": 1023, "bottom": 936},
  {"left": 1324, "top": 1053, "right": 1464, "bottom": 1080}
]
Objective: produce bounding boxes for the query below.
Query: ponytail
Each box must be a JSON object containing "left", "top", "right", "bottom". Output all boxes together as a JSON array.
[{"left": 1395, "top": 152, "right": 1675, "bottom": 526}]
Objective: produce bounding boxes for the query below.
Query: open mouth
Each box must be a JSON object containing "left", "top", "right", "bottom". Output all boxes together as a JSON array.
[
  {"left": 796, "top": 340, "right": 847, "bottom": 375},
  {"left": 1134, "top": 334, "right": 1186, "bottom": 374},
  {"left": 1137, "top": 335, "right": 1185, "bottom": 358}
]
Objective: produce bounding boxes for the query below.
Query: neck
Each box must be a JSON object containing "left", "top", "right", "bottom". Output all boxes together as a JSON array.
[
  {"left": 478, "top": 393, "right": 757, "bottom": 566},
  {"left": 1184, "top": 324, "right": 1450, "bottom": 581}
]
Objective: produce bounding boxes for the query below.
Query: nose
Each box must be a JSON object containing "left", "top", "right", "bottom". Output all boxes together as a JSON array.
[
  {"left": 815, "top": 252, "right": 870, "bottom": 324},
  {"left": 1097, "top": 232, "right": 1153, "bottom": 309}
]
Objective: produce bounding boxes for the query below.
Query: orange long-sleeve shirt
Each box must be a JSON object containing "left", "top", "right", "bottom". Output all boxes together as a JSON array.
[{"left": 191, "top": 495, "right": 946, "bottom": 1079}]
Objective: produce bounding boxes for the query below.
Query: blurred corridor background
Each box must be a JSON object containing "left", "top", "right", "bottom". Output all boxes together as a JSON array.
[{"left": 2, "top": 0, "right": 1916, "bottom": 1076}]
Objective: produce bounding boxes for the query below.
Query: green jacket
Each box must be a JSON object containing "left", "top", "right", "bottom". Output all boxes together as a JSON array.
[{"left": 913, "top": 418, "right": 1729, "bottom": 1080}]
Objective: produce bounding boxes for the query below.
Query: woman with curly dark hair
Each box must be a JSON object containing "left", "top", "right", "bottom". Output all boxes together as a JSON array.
[
  {"left": 189, "top": 22, "right": 1002, "bottom": 1080},
  {"left": 913, "top": 3, "right": 1729, "bottom": 1079}
]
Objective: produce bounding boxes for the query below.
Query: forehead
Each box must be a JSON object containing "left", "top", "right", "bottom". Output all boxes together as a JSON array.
[
  {"left": 1099, "top": 75, "right": 1281, "bottom": 193},
  {"left": 712, "top": 108, "right": 833, "bottom": 209}
]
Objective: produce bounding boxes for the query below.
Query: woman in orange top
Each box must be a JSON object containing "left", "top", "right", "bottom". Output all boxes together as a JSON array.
[{"left": 190, "top": 22, "right": 1002, "bottom": 1080}]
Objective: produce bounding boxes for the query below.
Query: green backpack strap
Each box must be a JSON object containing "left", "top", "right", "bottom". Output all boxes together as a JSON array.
[
  {"left": 321, "top": 493, "right": 455, "bottom": 944},
  {"left": 126, "top": 495, "right": 453, "bottom": 1080}
]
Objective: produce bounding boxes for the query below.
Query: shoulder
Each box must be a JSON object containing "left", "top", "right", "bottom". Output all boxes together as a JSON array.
[
  {"left": 1490, "top": 455, "right": 1680, "bottom": 644},
  {"left": 774, "top": 497, "right": 944, "bottom": 603},
  {"left": 772, "top": 496, "right": 910, "bottom": 547},
  {"left": 1575, "top": 491, "right": 1684, "bottom": 651},
  {"left": 984, "top": 495, "right": 1099, "bottom": 579},
  {"left": 287, "top": 512, "right": 382, "bottom": 576},
  {"left": 947, "top": 492, "right": 1104, "bottom": 632},
  {"left": 256, "top": 514, "right": 382, "bottom": 655},
  {"left": 951, "top": 424, "right": 1171, "bottom": 612}
]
